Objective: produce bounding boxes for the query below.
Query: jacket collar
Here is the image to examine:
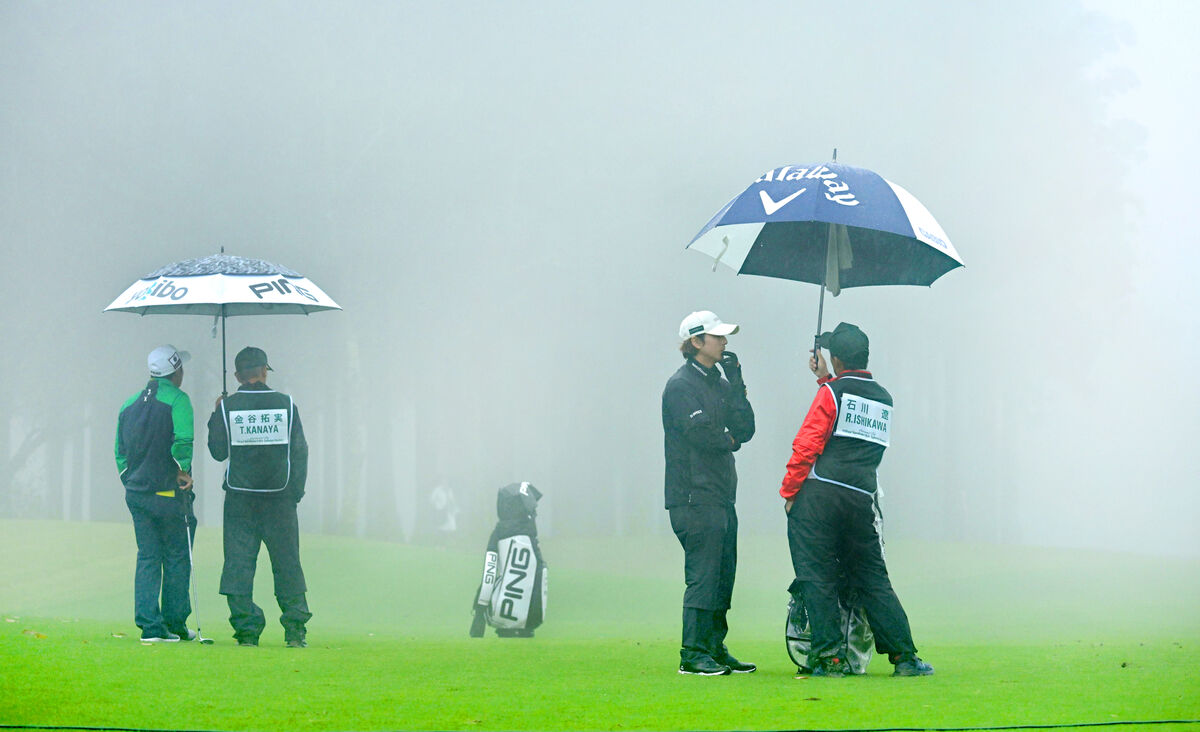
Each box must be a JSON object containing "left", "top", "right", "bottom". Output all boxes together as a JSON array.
[
  {"left": 237, "top": 382, "right": 272, "bottom": 392},
  {"left": 686, "top": 358, "right": 721, "bottom": 380},
  {"left": 834, "top": 369, "right": 873, "bottom": 380}
]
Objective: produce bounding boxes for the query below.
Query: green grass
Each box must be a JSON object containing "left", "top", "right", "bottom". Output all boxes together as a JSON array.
[{"left": 1, "top": 519, "right": 1198, "bottom": 731}]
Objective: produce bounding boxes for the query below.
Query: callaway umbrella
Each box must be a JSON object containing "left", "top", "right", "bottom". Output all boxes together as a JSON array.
[
  {"left": 105, "top": 252, "right": 341, "bottom": 393},
  {"left": 687, "top": 156, "right": 963, "bottom": 353}
]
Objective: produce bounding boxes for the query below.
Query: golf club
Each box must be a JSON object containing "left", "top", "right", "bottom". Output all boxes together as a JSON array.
[{"left": 184, "top": 512, "right": 215, "bottom": 644}]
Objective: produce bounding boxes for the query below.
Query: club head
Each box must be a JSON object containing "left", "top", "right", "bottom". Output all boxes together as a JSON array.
[{"left": 199, "top": 637, "right": 214, "bottom": 645}]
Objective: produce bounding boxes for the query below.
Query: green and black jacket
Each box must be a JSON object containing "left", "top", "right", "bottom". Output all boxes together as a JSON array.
[{"left": 115, "top": 378, "right": 194, "bottom": 493}]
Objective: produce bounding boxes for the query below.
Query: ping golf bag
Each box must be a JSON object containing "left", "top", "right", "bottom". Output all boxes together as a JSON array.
[
  {"left": 470, "top": 482, "right": 547, "bottom": 638},
  {"left": 785, "top": 577, "right": 874, "bottom": 674}
]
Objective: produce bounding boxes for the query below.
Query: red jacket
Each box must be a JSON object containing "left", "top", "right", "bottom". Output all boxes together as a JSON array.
[{"left": 779, "top": 370, "right": 874, "bottom": 499}]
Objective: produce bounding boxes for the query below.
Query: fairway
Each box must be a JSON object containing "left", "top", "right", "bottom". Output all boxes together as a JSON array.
[{"left": 1, "top": 519, "right": 1198, "bottom": 731}]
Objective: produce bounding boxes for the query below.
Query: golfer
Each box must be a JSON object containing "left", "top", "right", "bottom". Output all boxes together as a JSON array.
[
  {"left": 661, "top": 311, "right": 756, "bottom": 675},
  {"left": 207, "top": 347, "right": 311, "bottom": 648},
  {"left": 115, "top": 344, "right": 197, "bottom": 642},
  {"left": 781, "top": 322, "right": 933, "bottom": 677}
]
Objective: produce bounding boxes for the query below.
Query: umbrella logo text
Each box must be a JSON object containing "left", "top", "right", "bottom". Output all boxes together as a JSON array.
[
  {"left": 125, "top": 280, "right": 189, "bottom": 305},
  {"left": 754, "top": 165, "right": 860, "bottom": 207},
  {"left": 824, "top": 179, "right": 859, "bottom": 206},
  {"left": 249, "top": 278, "right": 319, "bottom": 303},
  {"left": 918, "top": 227, "right": 948, "bottom": 250},
  {"left": 756, "top": 165, "right": 838, "bottom": 183}
]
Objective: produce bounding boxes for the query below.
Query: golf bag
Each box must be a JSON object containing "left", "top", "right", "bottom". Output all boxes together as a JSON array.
[
  {"left": 470, "top": 482, "right": 547, "bottom": 638},
  {"left": 785, "top": 578, "right": 874, "bottom": 674}
]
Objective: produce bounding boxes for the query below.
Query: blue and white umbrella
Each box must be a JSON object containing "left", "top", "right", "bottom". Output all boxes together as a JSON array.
[{"left": 687, "top": 160, "right": 964, "bottom": 344}]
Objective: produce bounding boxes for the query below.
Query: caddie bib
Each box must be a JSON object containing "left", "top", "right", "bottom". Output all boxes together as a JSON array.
[{"left": 811, "top": 374, "right": 893, "bottom": 494}]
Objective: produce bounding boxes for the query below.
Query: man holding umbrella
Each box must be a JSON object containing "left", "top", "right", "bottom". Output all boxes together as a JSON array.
[
  {"left": 115, "top": 345, "right": 197, "bottom": 642},
  {"left": 781, "top": 322, "right": 933, "bottom": 677},
  {"left": 207, "top": 346, "right": 311, "bottom": 648},
  {"left": 662, "top": 311, "right": 756, "bottom": 675}
]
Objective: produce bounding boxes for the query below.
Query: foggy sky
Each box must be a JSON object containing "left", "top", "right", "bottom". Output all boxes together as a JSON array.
[{"left": 2, "top": 1, "right": 1197, "bottom": 555}]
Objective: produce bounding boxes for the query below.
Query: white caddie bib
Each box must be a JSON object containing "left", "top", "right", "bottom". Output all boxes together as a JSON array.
[
  {"left": 833, "top": 393, "right": 892, "bottom": 447},
  {"left": 228, "top": 409, "right": 291, "bottom": 446}
]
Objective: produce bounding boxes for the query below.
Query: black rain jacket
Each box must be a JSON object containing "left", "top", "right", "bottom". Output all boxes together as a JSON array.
[{"left": 661, "top": 359, "right": 755, "bottom": 508}]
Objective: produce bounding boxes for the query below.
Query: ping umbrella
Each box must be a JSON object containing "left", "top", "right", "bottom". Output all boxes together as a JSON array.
[
  {"left": 687, "top": 157, "right": 963, "bottom": 353},
  {"left": 105, "top": 253, "right": 341, "bottom": 393}
]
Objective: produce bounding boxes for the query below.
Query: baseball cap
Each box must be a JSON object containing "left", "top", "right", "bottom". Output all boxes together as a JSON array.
[
  {"left": 147, "top": 345, "right": 190, "bottom": 377},
  {"left": 678, "top": 311, "right": 740, "bottom": 341},
  {"left": 816, "top": 322, "right": 869, "bottom": 361},
  {"left": 234, "top": 346, "right": 273, "bottom": 373}
]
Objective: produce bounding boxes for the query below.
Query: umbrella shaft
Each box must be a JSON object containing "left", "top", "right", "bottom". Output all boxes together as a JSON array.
[
  {"left": 815, "top": 233, "right": 829, "bottom": 356},
  {"left": 221, "top": 309, "right": 227, "bottom": 396},
  {"left": 815, "top": 283, "right": 826, "bottom": 358}
]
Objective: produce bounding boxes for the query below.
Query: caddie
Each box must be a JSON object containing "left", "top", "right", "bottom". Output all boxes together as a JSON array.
[
  {"left": 780, "top": 322, "right": 932, "bottom": 677},
  {"left": 207, "top": 346, "right": 311, "bottom": 648}
]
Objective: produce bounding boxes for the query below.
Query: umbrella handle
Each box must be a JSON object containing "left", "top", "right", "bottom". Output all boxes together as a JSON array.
[{"left": 712, "top": 236, "right": 730, "bottom": 272}]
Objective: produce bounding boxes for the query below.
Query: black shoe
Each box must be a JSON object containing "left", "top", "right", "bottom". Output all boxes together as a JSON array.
[
  {"left": 812, "top": 656, "right": 848, "bottom": 677},
  {"left": 892, "top": 655, "right": 934, "bottom": 676},
  {"left": 678, "top": 656, "right": 732, "bottom": 676},
  {"left": 285, "top": 638, "right": 307, "bottom": 648},
  {"left": 237, "top": 638, "right": 259, "bottom": 647},
  {"left": 714, "top": 651, "right": 756, "bottom": 673}
]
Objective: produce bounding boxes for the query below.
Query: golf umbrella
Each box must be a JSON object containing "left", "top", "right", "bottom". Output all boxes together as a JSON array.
[
  {"left": 687, "top": 159, "right": 963, "bottom": 352},
  {"left": 105, "top": 253, "right": 341, "bottom": 393}
]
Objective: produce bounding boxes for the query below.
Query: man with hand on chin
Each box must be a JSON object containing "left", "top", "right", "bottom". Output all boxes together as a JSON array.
[{"left": 661, "top": 311, "right": 756, "bottom": 676}]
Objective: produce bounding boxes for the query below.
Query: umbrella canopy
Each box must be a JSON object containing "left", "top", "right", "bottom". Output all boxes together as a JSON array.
[
  {"left": 105, "top": 253, "right": 340, "bottom": 393},
  {"left": 104, "top": 254, "right": 340, "bottom": 315},
  {"left": 687, "top": 162, "right": 963, "bottom": 293}
]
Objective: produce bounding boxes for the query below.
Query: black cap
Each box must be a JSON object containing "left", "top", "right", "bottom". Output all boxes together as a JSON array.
[
  {"left": 816, "top": 322, "right": 869, "bottom": 362},
  {"left": 234, "top": 346, "right": 273, "bottom": 373}
]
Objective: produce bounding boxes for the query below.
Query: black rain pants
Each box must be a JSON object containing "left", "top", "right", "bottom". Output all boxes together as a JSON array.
[
  {"left": 670, "top": 502, "right": 737, "bottom": 662},
  {"left": 220, "top": 492, "right": 310, "bottom": 642},
  {"left": 788, "top": 480, "right": 916, "bottom": 662}
]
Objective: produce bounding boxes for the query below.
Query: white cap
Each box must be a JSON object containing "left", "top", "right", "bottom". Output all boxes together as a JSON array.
[
  {"left": 147, "top": 345, "right": 190, "bottom": 377},
  {"left": 678, "top": 311, "right": 739, "bottom": 341}
]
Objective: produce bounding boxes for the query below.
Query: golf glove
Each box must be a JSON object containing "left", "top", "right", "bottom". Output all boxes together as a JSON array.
[{"left": 720, "top": 351, "right": 745, "bottom": 387}]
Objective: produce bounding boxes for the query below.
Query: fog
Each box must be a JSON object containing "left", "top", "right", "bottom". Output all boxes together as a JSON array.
[{"left": 2, "top": 1, "right": 1197, "bottom": 556}]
